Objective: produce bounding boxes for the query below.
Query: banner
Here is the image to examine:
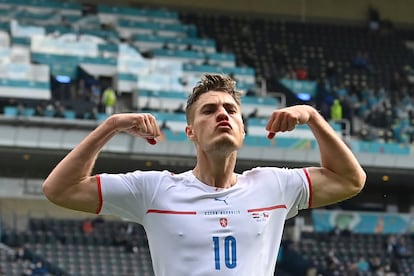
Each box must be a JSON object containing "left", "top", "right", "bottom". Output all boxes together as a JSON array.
[{"left": 312, "top": 209, "right": 414, "bottom": 234}]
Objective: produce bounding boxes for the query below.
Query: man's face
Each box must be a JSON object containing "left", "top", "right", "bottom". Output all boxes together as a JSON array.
[{"left": 186, "top": 91, "right": 245, "bottom": 153}]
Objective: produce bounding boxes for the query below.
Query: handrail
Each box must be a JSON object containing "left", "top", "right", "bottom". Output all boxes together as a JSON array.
[{"left": 268, "top": 91, "right": 286, "bottom": 108}]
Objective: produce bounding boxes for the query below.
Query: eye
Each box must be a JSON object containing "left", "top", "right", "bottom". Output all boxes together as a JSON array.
[
  {"left": 226, "top": 108, "right": 237, "bottom": 114},
  {"left": 202, "top": 108, "right": 214, "bottom": 114}
]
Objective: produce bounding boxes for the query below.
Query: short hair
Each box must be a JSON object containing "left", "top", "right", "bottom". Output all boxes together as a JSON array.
[{"left": 186, "top": 74, "right": 242, "bottom": 123}]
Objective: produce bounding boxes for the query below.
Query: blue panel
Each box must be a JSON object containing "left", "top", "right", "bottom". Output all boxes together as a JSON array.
[
  {"left": 280, "top": 78, "right": 317, "bottom": 98},
  {"left": 118, "top": 73, "right": 138, "bottom": 81},
  {"left": 64, "top": 110, "right": 76, "bottom": 120},
  {"left": 242, "top": 96, "right": 278, "bottom": 106},
  {"left": 243, "top": 135, "right": 274, "bottom": 147},
  {"left": 151, "top": 111, "right": 186, "bottom": 122},
  {"left": 0, "top": 79, "right": 49, "bottom": 90},
  {"left": 98, "top": 5, "right": 178, "bottom": 19},
  {"left": 163, "top": 129, "right": 188, "bottom": 141},
  {"left": 3, "top": 106, "right": 18, "bottom": 117},
  {"left": 206, "top": 52, "right": 235, "bottom": 62}
]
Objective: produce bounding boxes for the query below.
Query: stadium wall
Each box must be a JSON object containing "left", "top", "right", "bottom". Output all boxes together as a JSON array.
[{"left": 83, "top": 0, "right": 414, "bottom": 26}]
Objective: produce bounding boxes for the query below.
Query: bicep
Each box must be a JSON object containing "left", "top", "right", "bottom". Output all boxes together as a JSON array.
[
  {"left": 308, "top": 167, "right": 359, "bottom": 208},
  {"left": 45, "top": 175, "right": 101, "bottom": 214}
]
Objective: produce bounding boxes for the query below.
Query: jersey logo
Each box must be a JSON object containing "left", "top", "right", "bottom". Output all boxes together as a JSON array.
[
  {"left": 219, "top": 217, "right": 228, "bottom": 228},
  {"left": 251, "top": 211, "right": 270, "bottom": 222},
  {"left": 214, "top": 196, "right": 229, "bottom": 205}
]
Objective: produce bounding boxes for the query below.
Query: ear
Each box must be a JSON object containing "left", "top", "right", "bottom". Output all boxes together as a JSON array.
[{"left": 185, "top": 125, "right": 195, "bottom": 141}]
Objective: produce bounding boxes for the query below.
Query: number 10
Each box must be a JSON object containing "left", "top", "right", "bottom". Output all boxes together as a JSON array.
[{"left": 212, "top": 235, "right": 237, "bottom": 270}]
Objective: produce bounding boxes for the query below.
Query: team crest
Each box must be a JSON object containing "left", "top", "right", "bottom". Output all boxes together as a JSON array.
[{"left": 219, "top": 217, "right": 228, "bottom": 228}]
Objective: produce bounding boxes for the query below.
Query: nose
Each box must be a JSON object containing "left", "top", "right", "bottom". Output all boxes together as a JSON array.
[{"left": 216, "top": 107, "right": 229, "bottom": 122}]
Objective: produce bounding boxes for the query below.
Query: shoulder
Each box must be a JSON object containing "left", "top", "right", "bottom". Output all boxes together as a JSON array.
[
  {"left": 241, "top": 167, "right": 293, "bottom": 177},
  {"left": 139, "top": 170, "right": 194, "bottom": 185},
  {"left": 100, "top": 170, "right": 183, "bottom": 185},
  {"left": 241, "top": 167, "right": 308, "bottom": 184}
]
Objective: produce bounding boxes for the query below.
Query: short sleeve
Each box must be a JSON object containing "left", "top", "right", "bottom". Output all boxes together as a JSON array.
[
  {"left": 98, "top": 170, "right": 166, "bottom": 224},
  {"left": 275, "top": 167, "right": 311, "bottom": 219},
  {"left": 249, "top": 167, "right": 310, "bottom": 219}
]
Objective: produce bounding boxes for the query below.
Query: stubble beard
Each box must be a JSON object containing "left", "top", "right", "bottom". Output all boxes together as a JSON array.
[{"left": 209, "top": 135, "right": 240, "bottom": 157}]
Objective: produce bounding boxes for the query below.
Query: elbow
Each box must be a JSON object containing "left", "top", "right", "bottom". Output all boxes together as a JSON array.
[
  {"left": 42, "top": 180, "right": 60, "bottom": 205},
  {"left": 42, "top": 180, "right": 54, "bottom": 201},
  {"left": 350, "top": 168, "right": 367, "bottom": 196}
]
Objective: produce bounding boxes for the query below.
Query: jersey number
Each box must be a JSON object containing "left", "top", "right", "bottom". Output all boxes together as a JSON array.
[{"left": 212, "top": 236, "right": 237, "bottom": 270}]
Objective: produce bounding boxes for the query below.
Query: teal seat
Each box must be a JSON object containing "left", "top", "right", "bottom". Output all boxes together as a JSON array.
[
  {"left": 23, "top": 107, "right": 35, "bottom": 117},
  {"left": 64, "top": 110, "right": 76, "bottom": 119},
  {"left": 3, "top": 106, "right": 18, "bottom": 117}
]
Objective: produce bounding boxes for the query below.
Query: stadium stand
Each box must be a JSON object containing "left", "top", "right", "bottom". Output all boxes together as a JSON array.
[{"left": 1, "top": 0, "right": 414, "bottom": 275}]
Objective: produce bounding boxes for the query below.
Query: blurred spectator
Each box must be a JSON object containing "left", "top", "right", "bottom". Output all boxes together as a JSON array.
[
  {"left": 368, "top": 6, "right": 380, "bottom": 31},
  {"left": 340, "top": 227, "right": 352, "bottom": 237},
  {"left": 92, "top": 216, "right": 105, "bottom": 227},
  {"left": 90, "top": 84, "right": 102, "bottom": 106},
  {"left": 368, "top": 255, "right": 384, "bottom": 274},
  {"left": 394, "top": 235, "right": 411, "bottom": 258},
  {"left": 404, "top": 64, "right": 414, "bottom": 84},
  {"left": 325, "top": 249, "right": 342, "bottom": 274},
  {"left": 325, "top": 61, "right": 338, "bottom": 88},
  {"left": 102, "top": 86, "right": 117, "bottom": 115},
  {"left": 14, "top": 246, "right": 31, "bottom": 262},
  {"left": 276, "top": 240, "right": 318, "bottom": 276},
  {"left": 33, "top": 104, "right": 44, "bottom": 117},
  {"left": 54, "top": 103, "right": 65, "bottom": 118},
  {"left": 330, "top": 99, "right": 343, "bottom": 121},
  {"left": 295, "top": 65, "right": 308, "bottom": 80},
  {"left": 82, "top": 219, "right": 94, "bottom": 234},
  {"left": 356, "top": 256, "right": 370, "bottom": 274},
  {"left": 283, "top": 64, "right": 297, "bottom": 80},
  {"left": 44, "top": 101, "right": 56, "bottom": 117},
  {"left": 31, "top": 260, "right": 48, "bottom": 276},
  {"left": 113, "top": 223, "right": 133, "bottom": 250},
  {"left": 388, "top": 256, "right": 400, "bottom": 274},
  {"left": 352, "top": 51, "right": 374, "bottom": 73},
  {"left": 86, "top": 106, "right": 99, "bottom": 120},
  {"left": 329, "top": 225, "right": 341, "bottom": 238},
  {"left": 14, "top": 101, "right": 25, "bottom": 116},
  {"left": 315, "top": 77, "right": 335, "bottom": 120},
  {"left": 359, "top": 126, "right": 378, "bottom": 141},
  {"left": 77, "top": 78, "right": 88, "bottom": 100},
  {"left": 340, "top": 94, "right": 357, "bottom": 135}
]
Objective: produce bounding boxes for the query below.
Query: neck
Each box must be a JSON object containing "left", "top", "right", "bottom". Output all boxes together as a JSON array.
[{"left": 192, "top": 152, "right": 238, "bottom": 189}]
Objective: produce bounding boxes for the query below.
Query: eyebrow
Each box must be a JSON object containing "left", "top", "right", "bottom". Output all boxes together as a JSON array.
[{"left": 200, "top": 102, "right": 239, "bottom": 111}]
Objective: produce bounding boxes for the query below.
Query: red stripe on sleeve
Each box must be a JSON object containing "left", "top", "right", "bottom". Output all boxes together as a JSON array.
[
  {"left": 303, "top": 168, "right": 312, "bottom": 208},
  {"left": 95, "top": 174, "right": 103, "bottom": 214}
]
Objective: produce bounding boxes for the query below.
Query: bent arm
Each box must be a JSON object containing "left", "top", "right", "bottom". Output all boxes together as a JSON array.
[
  {"left": 42, "top": 113, "right": 161, "bottom": 213},
  {"left": 305, "top": 106, "right": 366, "bottom": 207},
  {"left": 266, "top": 105, "right": 366, "bottom": 208}
]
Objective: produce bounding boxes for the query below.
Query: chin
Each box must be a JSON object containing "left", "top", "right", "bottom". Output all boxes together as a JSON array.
[{"left": 211, "top": 137, "right": 240, "bottom": 152}]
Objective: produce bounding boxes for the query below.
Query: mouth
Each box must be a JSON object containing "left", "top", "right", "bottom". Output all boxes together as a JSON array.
[{"left": 216, "top": 122, "right": 232, "bottom": 129}]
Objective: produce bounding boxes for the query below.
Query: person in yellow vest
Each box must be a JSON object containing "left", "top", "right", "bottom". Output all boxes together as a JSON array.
[
  {"left": 102, "top": 86, "right": 117, "bottom": 115},
  {"left": 330, "top": 99, "right": 343, "bottom": 121}
]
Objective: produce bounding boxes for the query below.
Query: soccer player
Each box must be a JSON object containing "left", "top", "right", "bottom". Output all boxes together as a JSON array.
[{"left": 43, "top": 74, "right": 366, "bottom": 276}]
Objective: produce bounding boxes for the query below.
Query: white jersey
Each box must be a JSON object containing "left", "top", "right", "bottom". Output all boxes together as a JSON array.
[{"left": 98, "top": 167, "right": 311, "bottom": 276}]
